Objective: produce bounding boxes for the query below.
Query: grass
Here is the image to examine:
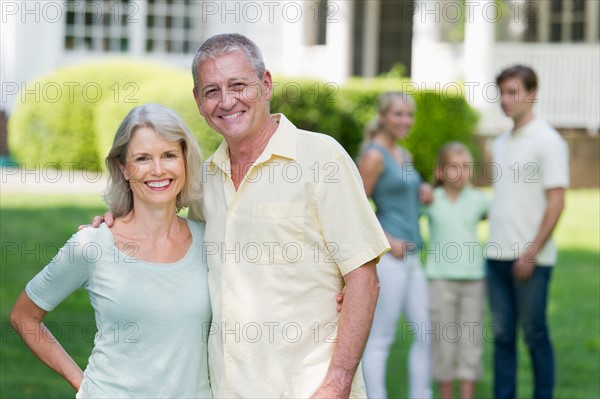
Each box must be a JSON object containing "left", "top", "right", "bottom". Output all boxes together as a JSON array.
[
  {"left": 1, "top": 191, "right": 599, "bottom": 398},
  {"left": 0, "top": 195, "right": 105, "bottom": 398}
]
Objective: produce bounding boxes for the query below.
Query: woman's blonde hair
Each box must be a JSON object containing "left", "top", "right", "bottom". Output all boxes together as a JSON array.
[{"left": 104, "top": 103, "right": 203, "bottom": 218}]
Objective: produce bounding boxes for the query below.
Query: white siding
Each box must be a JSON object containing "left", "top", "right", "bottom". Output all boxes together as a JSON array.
[{"left": 493, "top": 43, "right": 600, "bottom": 131}]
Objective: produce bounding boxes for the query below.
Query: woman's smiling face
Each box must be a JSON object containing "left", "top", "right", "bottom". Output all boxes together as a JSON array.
[{"left": 121, "top": 127, "right": 186, "bottom": 209}]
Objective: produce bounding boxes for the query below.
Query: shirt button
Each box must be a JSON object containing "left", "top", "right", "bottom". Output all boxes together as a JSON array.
[{"left": 230, "top": 212, "right": 235, "bottom": 217}]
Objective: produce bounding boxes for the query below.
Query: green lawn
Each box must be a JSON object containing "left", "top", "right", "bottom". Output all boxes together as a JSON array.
[{"left": 1, "top": 191, "right": 599, "bottom": 398}]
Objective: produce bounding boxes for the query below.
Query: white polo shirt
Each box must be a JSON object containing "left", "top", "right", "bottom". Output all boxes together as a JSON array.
[
  {"left": 488, "top": 117, "right": 569, "bottom": 265},
  {"left": 189, "top": 114, "right": 389, "bottom": 398}
]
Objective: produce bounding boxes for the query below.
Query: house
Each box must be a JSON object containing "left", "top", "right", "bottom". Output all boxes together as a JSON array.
[{"left": 1, "top": 0, "right": 598, "bottom": 184}]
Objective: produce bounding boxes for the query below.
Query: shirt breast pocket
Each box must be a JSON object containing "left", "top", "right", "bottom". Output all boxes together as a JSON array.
[{"left": 250, "top": 202, "right": 305, "bottom": 265}]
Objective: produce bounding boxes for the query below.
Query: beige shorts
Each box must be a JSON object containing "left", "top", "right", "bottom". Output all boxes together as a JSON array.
[{"left": 429, "top": 279, "right": 485, "bottom": 382}]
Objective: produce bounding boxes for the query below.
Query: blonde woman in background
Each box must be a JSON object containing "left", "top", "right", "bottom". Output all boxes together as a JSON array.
[{"left": 359, "top": 92, "right": 433, "bottom": 399}]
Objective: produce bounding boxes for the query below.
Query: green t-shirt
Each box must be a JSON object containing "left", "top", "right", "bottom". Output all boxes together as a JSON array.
[{"left": 421, "top": 186, "right": 489, "bottom": 280}]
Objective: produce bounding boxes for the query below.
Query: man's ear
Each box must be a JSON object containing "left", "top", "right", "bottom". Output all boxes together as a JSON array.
[
  {"left": 193, "top": 87, "right": 206, "bottom": 117},
  {"left": 262, "top": 69, "right": 273, "bottom": 102}
]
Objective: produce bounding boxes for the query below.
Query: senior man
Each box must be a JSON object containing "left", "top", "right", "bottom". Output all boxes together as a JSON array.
[{"left": 189, "top": 33, "right": 389, "bottom": 399}]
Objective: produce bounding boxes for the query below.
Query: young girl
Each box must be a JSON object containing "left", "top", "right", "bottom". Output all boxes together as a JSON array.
[{"left": 421, "top": 142, "right": 489, "bottom": 399}]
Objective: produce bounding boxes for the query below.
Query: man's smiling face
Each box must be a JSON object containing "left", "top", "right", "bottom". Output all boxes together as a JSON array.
[{"left": 193, "top": 50, "right": 273, "bottom": 143}]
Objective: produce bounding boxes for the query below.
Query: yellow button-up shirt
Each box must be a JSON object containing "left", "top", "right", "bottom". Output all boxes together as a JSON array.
[{"left": 190, "top": 114, "right": 389, "bottom": 398}]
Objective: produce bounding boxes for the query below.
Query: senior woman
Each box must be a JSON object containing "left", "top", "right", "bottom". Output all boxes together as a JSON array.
[{"left": 10, "top": 104, "right": 212, "bottom": 398}]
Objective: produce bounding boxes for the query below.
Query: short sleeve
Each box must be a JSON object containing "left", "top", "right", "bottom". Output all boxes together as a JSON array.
[
  {"left": 25, "top": 230, "right": 91, "bottom": 311},
  {"left": 315, "top": 150, "right": 390, "bottom": 276},
  {"left": 540, "top": 133, "right": 569, "bottom": 189}
]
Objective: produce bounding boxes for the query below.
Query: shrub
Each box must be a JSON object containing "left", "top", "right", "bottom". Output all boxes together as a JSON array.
[
  {"left": 8, "top": 61, "right": 223, "bottom": 170},
  {"left": 271, "top": 77, "right": 356, "bottom": 151},
  {"left": 8, "top": 61, "right": 178, "bottom": 170},
  {"left": 407, "top": 90, "right": 479, "bottom": 182}
]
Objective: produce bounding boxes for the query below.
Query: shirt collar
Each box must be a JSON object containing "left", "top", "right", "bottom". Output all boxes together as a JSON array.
[
  {"left": 256, "top": 113, "right": 297, "bottom": 163},
  {"left": 207, "top": 113, "right": 297, "bottom": 168},
  {"left": 511, "top": 116, "right": 540, "bottom": 137}
]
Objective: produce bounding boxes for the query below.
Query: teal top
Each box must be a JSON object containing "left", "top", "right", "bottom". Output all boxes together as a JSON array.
[
  {"left": 368, "top": 143, "right": 422, "bottom": 247},
  {"left": 421, "top": 186, "right": 489, "bottom": 280},
  {"left": 26, "top": 220, "right": 212, "bottom": 398}
]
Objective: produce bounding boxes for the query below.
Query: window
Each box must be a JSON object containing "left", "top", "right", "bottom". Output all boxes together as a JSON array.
[
  {"left": 549, "top": 0, "right": 565, "bottom": 42},
  {"left": 145, "top": 0, "right": 196, "bottom": 53},
  {"left": 550, "top": 22, "right": 562, "bottom": 42},
  {"left": 64, "top": 0, "right": 130, "bottom": 51},
  {"left": 551, "top": 0, "right": 563, "bottom": 13},
  {"left": 525, "top": 0, "right": 596, "bottom": 42},
  {"left": 570, "top": 0, "right": 586, "bottom": 41},
  {"left": 64, "top": 0, "right": 201, "bottom": 54}
]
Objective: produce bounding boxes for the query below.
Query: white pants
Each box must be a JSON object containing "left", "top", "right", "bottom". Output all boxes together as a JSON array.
[{"left": 362, "top": 252, "right": 432, "bottom": 399}]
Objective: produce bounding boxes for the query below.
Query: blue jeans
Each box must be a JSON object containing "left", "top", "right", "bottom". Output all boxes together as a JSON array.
[{"left": 486, "top": 260, "right": 554, "bottom": 399}]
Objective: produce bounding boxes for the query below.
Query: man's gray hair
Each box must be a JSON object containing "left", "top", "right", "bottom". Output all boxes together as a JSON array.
[{"left": 191, "top": 33, "right": 266, "bottom": 88}]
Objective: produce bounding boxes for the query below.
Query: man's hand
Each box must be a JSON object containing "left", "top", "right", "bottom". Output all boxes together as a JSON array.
[
  {"left": 512, "top": 187, "right": 565, "bottom": 281},
  {"left": 78, "top": 211, "right": 115, "bottom": 231},
  {"left": 513, "top": 245, "right": 538, "bottom": 281}
]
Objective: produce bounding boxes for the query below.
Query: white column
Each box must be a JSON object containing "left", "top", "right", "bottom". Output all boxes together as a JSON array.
[
  {"left": 0, "top": 0, "right": 17, "bottom": 112},
  {"left": 362, "top": 0, "right": 380, "bottom": 77},
  {"left": 128, "top": 0, "right": 146, "bottom": 56},
  {"left": 463, "top": 0, "right": 497, "bottom": 134},
  {"left": 326, "top": 0, "right": 352, "bottom": 82},
  {"left": 1, "top": 0, "right": 63, "bottom": 113},
  {"left": 412, "top": 1, "right": 457, "bottom": 86}
]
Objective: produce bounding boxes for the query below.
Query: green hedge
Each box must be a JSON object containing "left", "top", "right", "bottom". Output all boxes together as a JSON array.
[
  {"left": 8, "top": 61, "right": 221, "bottom": 170},
  {"left": 9, "top": 61, "right": 478, "bottom": 181}
]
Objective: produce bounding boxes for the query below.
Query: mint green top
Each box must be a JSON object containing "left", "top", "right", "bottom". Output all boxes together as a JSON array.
[
  {"left": 26, "top": 220, "right": 212, "bottom": 398},
  {"left": 421, "top": 187, "right": 489, "bottom": 280}
]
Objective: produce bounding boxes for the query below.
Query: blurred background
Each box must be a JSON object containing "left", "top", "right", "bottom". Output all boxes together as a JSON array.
[
  {"left": 1, "top": 0, "right": 599, "bottom": 186},
  {"left": 1, "top": 1, "right": 598, "bottom": 398}
]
